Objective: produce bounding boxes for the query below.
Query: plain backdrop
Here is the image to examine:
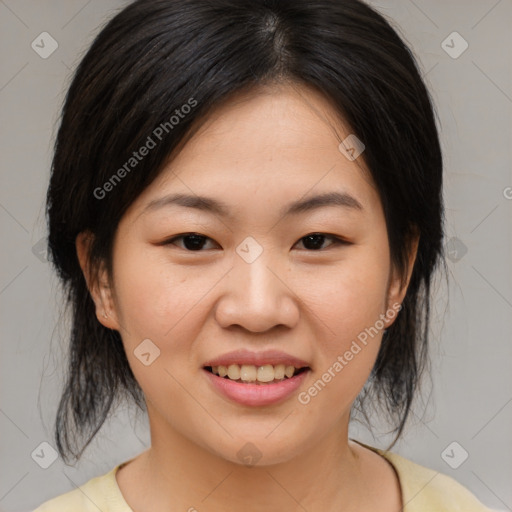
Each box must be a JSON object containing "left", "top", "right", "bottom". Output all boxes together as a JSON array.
[{"left": 0, "top": 1, "right": 511, "bottom": 511}]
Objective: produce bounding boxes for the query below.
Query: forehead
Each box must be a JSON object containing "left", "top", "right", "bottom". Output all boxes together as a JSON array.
[
  {"left": 127, "top": 82, "right": 381, "bottom": 224},
  {"left": 180, "top": 82, "right": 354, "bottom": 160}
]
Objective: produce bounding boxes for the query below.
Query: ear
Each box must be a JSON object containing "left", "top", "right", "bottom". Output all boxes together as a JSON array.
[
  {"left": 384, "top": 229, "right": 420, "bottom": 328},
  {"left": 75, "top": 230, "right": 120, "bottom": 331}
]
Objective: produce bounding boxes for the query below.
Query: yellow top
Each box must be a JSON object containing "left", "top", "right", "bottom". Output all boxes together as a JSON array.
[{"left": 33, "top": 446, "right": 494, "bottom": 511}]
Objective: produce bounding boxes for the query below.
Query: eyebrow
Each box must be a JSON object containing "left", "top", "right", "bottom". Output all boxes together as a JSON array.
[{"left": 141, "top": 191, "right": 364, "bottom": 219}]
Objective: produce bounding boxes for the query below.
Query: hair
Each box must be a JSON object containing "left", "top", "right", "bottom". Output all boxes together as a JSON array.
[{"left": 46, "top": 0, "right": 446, "bottom": 464}]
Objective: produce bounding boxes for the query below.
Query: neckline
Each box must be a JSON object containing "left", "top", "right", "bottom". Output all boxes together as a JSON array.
[
  {"left": 350, "top": 439, "right": 405, "bottom": 505},
  {"left": 108, "top": 442, "right": 405, "bottom": 510},
  {"left": 109, "top": 457, "right": 137, "bottom": 511}
]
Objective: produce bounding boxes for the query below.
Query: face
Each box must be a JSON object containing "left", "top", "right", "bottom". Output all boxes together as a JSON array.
[{"left": 78, "top": 83, "right": 416, "bottom": 466}]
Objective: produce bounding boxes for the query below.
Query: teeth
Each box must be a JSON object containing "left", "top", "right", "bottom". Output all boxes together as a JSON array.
[
  {"left": 240, "top": 364, "right": 257, "bottom": 382},
  {"left": 285, "top": 365, "right": 295, "bottom": 378},
  {"left": 257, "top": 364, "right": 275, "bottom": 382},
  {"left": 273, "top": 364, "right": 285, "bottom": 380},
  {"left": 209, "top": 363, "right": 304, "bottom": 383},
  {"left": 227, "top": 364, "right": 240, "bottom": 380}
]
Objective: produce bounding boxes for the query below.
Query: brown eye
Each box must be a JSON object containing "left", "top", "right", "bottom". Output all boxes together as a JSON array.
[
  {"left": 295, "top": 233, "right": 348, "bottom": 251},
  {"left": 164, "top": 233, "right": 218, "bottom": 251}
]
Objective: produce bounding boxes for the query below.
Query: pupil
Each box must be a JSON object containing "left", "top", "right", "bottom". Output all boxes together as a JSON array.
[
  {"left": 184, "top": 234, "right": 205, "bottom": 251},
  {"left": 303, "top": 234, "right": 324, "bottom": 250}
]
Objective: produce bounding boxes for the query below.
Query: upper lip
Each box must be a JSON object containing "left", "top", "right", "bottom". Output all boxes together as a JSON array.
[{"left": 202, "top": 349, "right": 311, "bottom": 369}]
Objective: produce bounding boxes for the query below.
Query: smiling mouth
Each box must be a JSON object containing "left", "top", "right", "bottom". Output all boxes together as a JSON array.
[{"left": 204, "top": 364, "right": 309, "bottom": 385}]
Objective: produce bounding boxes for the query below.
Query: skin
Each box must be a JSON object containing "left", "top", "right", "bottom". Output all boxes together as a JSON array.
[{"left": 77, "top": 82, "right": 418, "bottom": 512}]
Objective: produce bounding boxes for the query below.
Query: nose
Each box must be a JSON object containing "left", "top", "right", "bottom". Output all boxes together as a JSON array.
[{"left": 214, "top": 250, "right": 300, "bottom": 333}]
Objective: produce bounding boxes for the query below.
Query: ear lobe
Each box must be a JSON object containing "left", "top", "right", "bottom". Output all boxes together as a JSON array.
[{"left": 75, "top": 230, "right": 120, "bottom": 330}]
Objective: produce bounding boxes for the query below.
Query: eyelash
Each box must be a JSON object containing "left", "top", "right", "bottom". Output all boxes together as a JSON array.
[{"left": 161, "top": 232, "right": 350, "bottom": 252}]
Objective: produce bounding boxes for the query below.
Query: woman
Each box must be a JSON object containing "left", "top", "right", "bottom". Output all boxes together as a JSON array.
[{"left": 34, "top": 0, "right": 493, "bottom": 510}]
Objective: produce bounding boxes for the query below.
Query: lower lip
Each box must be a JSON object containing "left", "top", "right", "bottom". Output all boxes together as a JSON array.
[{"left": 203, "top": 368, "right": 310, "bottom": 406}]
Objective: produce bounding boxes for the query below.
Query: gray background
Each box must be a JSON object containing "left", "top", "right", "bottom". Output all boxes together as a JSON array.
[{"left": 0, "top": 1, "right": 511, "bottom": 511}]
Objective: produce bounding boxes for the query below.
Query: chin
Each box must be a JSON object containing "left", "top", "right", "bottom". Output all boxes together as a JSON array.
[{"left": 202, "top": 430, "right": 310, "bottom": 468}]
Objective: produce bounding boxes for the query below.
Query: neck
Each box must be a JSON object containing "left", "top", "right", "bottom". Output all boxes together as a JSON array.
[{"left": 127, "top": 421, "right": 372, "bottom": 511}]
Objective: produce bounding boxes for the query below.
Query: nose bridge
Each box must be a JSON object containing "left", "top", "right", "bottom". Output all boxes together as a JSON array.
[
  {"left": 234, "top": 234, "right": 279, "bottom": 293},
  {"left": 237, "top": 247, "right": 278, "bottom": 300},
  {"left": 215, "top": 239, "right": 298, "bottom": 332}
]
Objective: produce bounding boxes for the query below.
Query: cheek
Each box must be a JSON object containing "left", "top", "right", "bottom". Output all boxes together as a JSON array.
[
  {"left": 295, "top": 247, "right": 390, "bottom": 408},
  {"left": 111, "top": 250, "right": 209, "bottom": 399},
  {"left": 300, "top": 250, "right": 390, "bottom": 346},
  {"left": 111, "top": 247, "right": 208, "bottom": 345}
]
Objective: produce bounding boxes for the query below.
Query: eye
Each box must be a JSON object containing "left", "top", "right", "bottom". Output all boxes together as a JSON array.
[
  {"left": 294, "top": 233, "right": 349, "bottom": 251},
  {"left": 161, "top": 232, "right": 350, "bottom": 252},
  {"left": 163, "top": 233, "right": 218, "bottom": 251}
]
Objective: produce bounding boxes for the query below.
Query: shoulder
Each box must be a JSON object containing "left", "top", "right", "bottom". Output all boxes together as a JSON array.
[
  {"left": 375, "top": 448, "right": 494, "bottom": 512},
  {"left": 32, "top": 465, "right": 129, "bottom": 512}
]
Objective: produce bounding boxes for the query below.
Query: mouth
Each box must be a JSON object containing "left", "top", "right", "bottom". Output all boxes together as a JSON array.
[
  {"left": 204, "top": 364, "right": 309, "bottom": 385},
  {"left": 201, "top": 349, "right": 312, "bottom": 405}
]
